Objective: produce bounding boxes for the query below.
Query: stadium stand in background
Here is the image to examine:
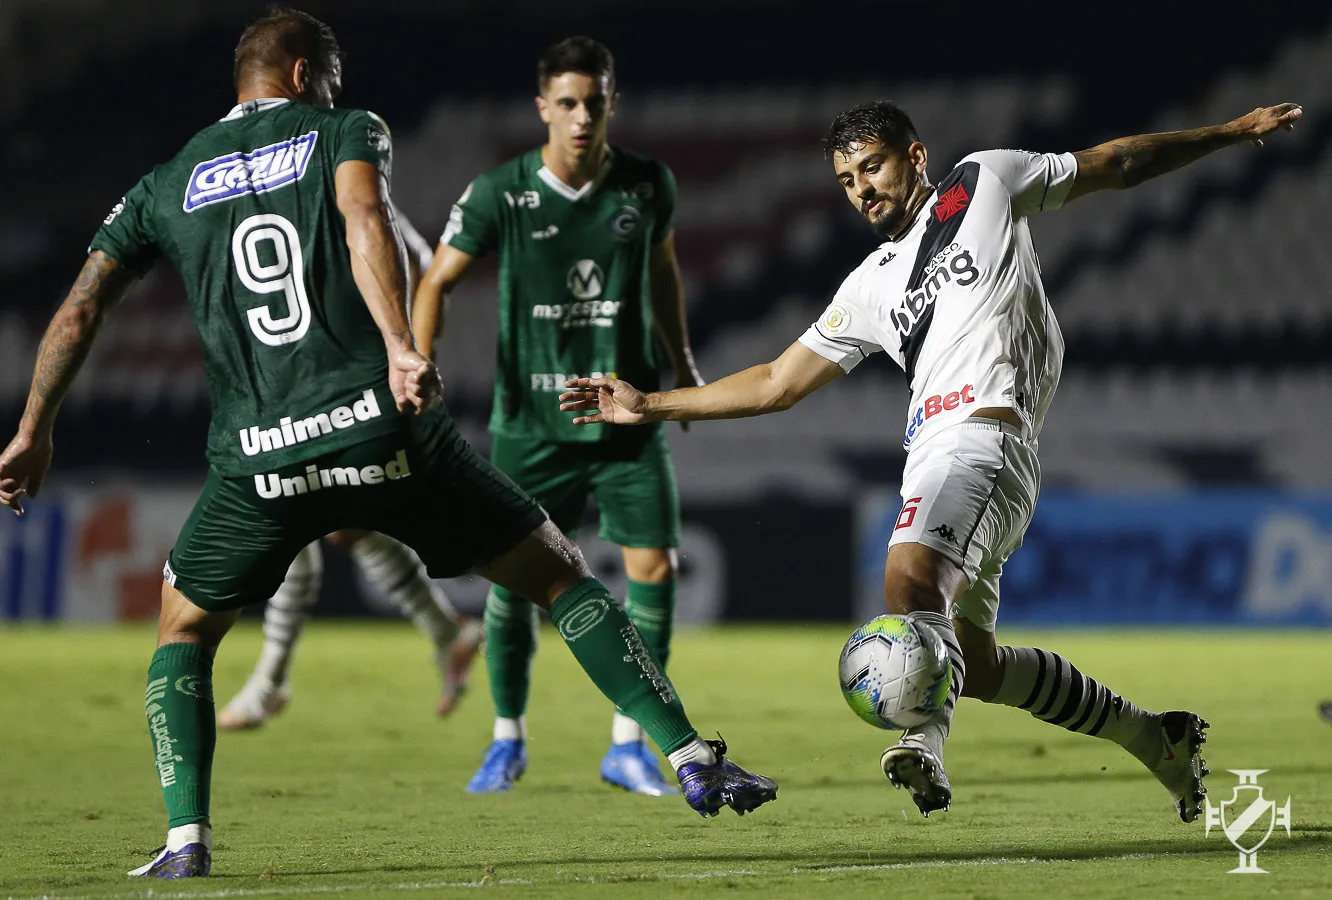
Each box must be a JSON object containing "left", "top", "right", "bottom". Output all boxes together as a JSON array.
[{"left": 1, "top": 2, "right": 1329, "bottom": 499}]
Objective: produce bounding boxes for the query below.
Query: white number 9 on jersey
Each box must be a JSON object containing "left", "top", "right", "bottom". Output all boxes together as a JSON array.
[{"left": 232, "top": 214, "right": 312, "bottom": 346}]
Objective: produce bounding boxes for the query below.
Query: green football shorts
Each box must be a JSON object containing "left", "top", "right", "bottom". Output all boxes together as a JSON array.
[
  {"left": 490, "top": 426, "right": 680, "bottom": 549},
  {"left": 166, "top": 411, "right": 545, "bottom": 612}
]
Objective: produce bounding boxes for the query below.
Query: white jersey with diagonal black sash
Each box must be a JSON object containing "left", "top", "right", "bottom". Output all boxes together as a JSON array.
[{"left": 799, "top": 150, "right": 1078, "bottom": 452}]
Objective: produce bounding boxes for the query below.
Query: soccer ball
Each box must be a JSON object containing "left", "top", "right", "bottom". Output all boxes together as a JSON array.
[{"left": 838, "top": 615, "right": 952, "bottom": 730}]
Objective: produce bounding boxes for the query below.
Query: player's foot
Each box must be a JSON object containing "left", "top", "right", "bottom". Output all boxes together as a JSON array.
[
  {"left": 601, "top": 741, "right": 680, "bottom": 796},
  {"left": 1319, "top": 701, "right": 1332, "bottom": 723},
  {"left": 216, "top": 676, "right": 290, "bottom": 730},
  {"left": 674, "top": 737, "right": 778, "bottom": 817},
  {"left": 882, "top": 736, "right": 951, "bottom": 817},
  {"left": 436, "top": 618, "right": 484, "bottom": 717},
  {"left": 465, "top": 738, "right": 527, "bottom": 793},
  {"left": 1144, "top": 711, "right": 1209, "bottom": 823},
  {"left": 127, "top": 844, "right": 211, "bottom": 879}
]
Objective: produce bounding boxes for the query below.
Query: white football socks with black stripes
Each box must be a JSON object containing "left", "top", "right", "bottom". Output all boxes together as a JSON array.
[
  {"left": 904, "top": 610, "right": 965, "bottom": 756},
  {"left": 990, "top": 646, "right": 1159, "bottom": 763},
  {"left": 349, "top": 533, "right": 461, "bottom": 652},
  {"left": 253, "top": 541, "right": 323, "bottom": 686}
]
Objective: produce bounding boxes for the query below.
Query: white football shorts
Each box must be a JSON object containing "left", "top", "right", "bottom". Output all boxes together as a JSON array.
[{"left": 887, "top": 417, "right": 1040, "bottom": 631}]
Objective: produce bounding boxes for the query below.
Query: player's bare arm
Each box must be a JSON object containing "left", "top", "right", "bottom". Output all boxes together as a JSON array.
[
  {"left": 560, "top": 339, "right": 842, "bottom": 426},
  {"left": 1065, "top": 103, "right": 1302, "bottom": 201},
  {"left": 335, "top": 159, "right": 440, "bottom": 413},
  {"left": 393, "top": 204, "right": 435, "bottom": 293},
  {"left": 649, "top": 232, "right": 702, "bottom": 389},
  {"left": 0, "top": 250, "right": 137, "bottom": 515},
  {"left": 411, "top": 242, "right": 475, "bottom": 361}
]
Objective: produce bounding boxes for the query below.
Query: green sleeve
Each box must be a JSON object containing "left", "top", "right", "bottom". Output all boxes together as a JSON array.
[
  {"left": 654, "top": 163, "right": 677, "bottom": 243},
  {"left": 87, "top": 173, "right": 161, "bottom": 276},
  {"left": 335, "top": 109, "right": 393, "bottom": 180},
  {"left": 440, "top": 174, "right": 501, "bottom": 257}
]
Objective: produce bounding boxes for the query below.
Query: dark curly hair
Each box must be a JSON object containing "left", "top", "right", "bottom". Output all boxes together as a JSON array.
[{"left": 823, "top": 100, "right": 920, "bottom": 158}]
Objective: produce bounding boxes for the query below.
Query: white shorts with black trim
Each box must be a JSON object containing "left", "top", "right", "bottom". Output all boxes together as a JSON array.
[{"left": 887, "top": 418, "right": 1040, "bottom": 631}]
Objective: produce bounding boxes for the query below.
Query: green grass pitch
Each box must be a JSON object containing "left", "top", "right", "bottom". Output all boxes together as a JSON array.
[{"left": 1, "top": 623, "right": 1329, "bottom": 898}]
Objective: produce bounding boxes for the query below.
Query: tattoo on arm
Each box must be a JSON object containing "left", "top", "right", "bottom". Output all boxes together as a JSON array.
[
  {"left": 1077, "top": 124, "right": 1238, "bottom": 191},
  {"left": 21, "top": 251, "right": 137, "bottom": 433}
]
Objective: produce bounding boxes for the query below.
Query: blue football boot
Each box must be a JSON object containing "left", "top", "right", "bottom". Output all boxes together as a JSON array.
[
  {"left": 675, "top": 737, "right": 778, "bottom": 817},
  {"left": 127, "top": 843, "right": 211, "bottom": 878},
  {"left": 601, "top": 741, "right": 680, "bottom": 796},
  {"left": 466, "top": 738, "right": 527, "bottom": 793}
]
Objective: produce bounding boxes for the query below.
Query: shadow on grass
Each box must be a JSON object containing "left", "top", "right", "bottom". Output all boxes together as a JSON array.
[{"left": 263, "top": 832, "right": 1331, "bottom": 878}]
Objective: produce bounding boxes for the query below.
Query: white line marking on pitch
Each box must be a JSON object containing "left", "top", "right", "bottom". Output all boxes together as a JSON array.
[{"left": 6, "top": 851, "right": 1227, "bottom": 900}]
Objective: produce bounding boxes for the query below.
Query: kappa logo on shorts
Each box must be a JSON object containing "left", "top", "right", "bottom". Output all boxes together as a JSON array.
[
  {"left": 927, "top": 524, "right": 958, "bottom": 545},
  {"left": 183, "top": 131, "right": 319, "bottom": 212}
]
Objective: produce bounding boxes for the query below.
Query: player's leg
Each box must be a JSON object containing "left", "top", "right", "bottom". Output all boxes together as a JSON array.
[
  {"left": 131, "top": 468, "right": 309, "bottom": 878},
  {"left": 596, "top": 428, "right": 683, "bottom": 794},
  {"left": 216, "top": 541, "right": 322, "bottom": 730},
  {"left": 382, "top": 419, "right": 776, "bottom": 816},
  {"left": 473, "top": 521, "right": 776, "bottom": 816},
  {"left": 467, "top": 435, "right": 587, "bottom": 791},
  {"left": 877, "top": 419, "right": 1029, "bottom": 815},
  {"left": 956, "top": 596, "right": 1210, "bottom": 823},
  {"left": 330, "top": 528, "right": 479, "bottom": 716}
]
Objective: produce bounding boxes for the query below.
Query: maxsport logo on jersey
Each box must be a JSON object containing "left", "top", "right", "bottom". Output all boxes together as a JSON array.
[
  {"left": 238, "top": 389, "right": 382, "bottom": 457},
  {"left": 253, "top": 449, "right": 411, "bottom": 499},
  {"left": 904, "top": 384, "right": 977, "bottom": 446},
  {"left": 889, "top": 242, "right": 979, "bottom": 341},
  {"left": 531, "top": 259, "right": 622, "bottom": 328}
]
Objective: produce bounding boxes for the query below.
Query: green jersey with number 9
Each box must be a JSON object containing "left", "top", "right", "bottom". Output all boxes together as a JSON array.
[{"left": 90, "top": 98, "right": 405, "bottom": 477}]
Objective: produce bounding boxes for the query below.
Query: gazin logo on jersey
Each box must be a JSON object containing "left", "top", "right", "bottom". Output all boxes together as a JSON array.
[
  {"left": 183, "top": 131, "right": 319, "bottom": 212},
  {"left": 566, "top": 259, "right": 605, "bottom": 299}
]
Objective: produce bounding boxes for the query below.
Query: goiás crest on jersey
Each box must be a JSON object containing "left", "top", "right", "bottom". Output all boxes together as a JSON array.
[
  {"left": 183, "top": 131, "right": 319, "bottom": 212},
  {"left": 566, "top": 258, "right": 605, "bottom": 300},
  {"left": 610, "top": 205, "right": 642, "bottom": 240}
]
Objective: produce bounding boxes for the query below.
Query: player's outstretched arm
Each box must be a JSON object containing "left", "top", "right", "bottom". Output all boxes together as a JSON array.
[
  {"left": 336, "top": 160, "right": 440, "bottom": 413},
  {"left": 560, "top": 340, "right": 843, "bottom": 426},
  {"left": 411, "top": 242, "right": 475, "bottom": 362},
  {"left": 1064, "top": 103, "right": 1302, "bottom": 202},
  {"left": 0, "top": 250, "right": 136, "bottom": 515}
]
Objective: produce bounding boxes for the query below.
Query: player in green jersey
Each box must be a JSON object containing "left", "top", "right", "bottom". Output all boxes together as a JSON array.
[
  {"left": 215, "top": 215, "right": 485, "bottom": 731},
  {"left": 413, "top": 36, "right": 702, "bottom": 796},
  {"left": 0, "top": 8, "right": 775, "bottom": 879}
]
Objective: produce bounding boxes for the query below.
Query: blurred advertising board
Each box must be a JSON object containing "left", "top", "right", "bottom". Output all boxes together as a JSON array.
[{"left": 857, "top": 490, "right": 1332, "bottom": 625}]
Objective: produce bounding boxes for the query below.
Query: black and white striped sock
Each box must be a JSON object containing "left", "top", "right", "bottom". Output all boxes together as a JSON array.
[
  {"left": 907, "top": 610, "right": 965, "bottom": 745},
  {"left": 991, "top": 646, "right": 1157, "bottom": 761},
  {"left": 351, "top": 533, "right": 461, "bottom": 649},
  {"left": 254, "top": 541, "right": 323, "bottom": 685}
]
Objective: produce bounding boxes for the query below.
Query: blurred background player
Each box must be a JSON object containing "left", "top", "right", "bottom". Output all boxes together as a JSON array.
[
  {"left": 215, "top": 210, "right": 483, "bottom": 730},
  {"left": 562, "top": 98, "right": 1302, "bottom": 821},
  {"left": 0, "top": 7, "right": 776, "bottom": 877},
  {"left": 413, "top": 36, "right": 702, "bottom": 796}
]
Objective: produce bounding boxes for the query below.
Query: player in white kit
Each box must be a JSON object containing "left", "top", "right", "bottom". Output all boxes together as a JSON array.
[{"left": 560, "top": 98, "right": 1302, "bottom": 821}]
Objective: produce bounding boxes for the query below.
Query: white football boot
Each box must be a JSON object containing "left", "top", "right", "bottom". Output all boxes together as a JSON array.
[
  {"left": 216, "top": 675, "right": 290, "bottom": 730},
  {"left": 881, "top": 732, "right": 951, "bottom": 817},
  {"left": 1143, "top": 711, "right": 1210, "bottom": 822}
]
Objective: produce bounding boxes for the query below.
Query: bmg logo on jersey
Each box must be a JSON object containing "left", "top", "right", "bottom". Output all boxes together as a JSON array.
[
  {"left": 890, "top": 243, "right": 979, "bottom": 341},
  {"left": 183, "top": 131, "right": 318, "bottom": 212}
]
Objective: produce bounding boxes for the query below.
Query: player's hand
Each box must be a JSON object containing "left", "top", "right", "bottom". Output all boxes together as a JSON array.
[
  {"left": 1233, "top": 103, "right": 1302, "bottom": 147},
  {"left": 560, "top": 377, "right": 652, "bottom": 426},
  {"left": 674, "top": 368, "right": 705, "bottom": 432},
  {"left": 388, "top": 347, "right": 442, "bottom": 414},
  {"left": 0, "top": 431, "right": 54, "bottom": 517}
]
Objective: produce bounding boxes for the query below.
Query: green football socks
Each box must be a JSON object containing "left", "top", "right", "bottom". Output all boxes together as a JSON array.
[
  {"left": 145, "top": 643, "right": 215, "bottom": 827},
  {"left": 484, "top": 586, "right": 539, "bottom": 719},
  {"left": 625, "top": 578, "right": 675, "bottom": 669},
  {"left": 550, "top": 578, "right": 697, "bottom": 755}
]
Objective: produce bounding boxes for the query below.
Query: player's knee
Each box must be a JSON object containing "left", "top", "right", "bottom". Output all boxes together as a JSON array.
[
  {"left": 157, "top": 580, "right": 236, "bottom": 654},
  {"left": 621, "top": 546, "right": 677, "bottom": 583},
  {"left": 882, "top": 569, "right": 949, "bottom": 617}
]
